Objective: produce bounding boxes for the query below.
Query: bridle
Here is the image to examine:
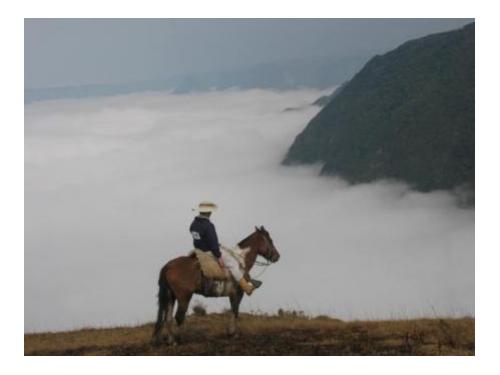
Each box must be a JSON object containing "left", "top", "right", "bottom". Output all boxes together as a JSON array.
[
  {"left": 226, "top": 230, "right": 275, "bottom": 276},
  {"left": 254, "top": 231, "right": 274, "bottom": 267}
]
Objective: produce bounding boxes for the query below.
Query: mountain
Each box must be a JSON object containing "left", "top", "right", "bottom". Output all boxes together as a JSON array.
[
  {"left": 283, "top": 23, "right": 475, "bottom": 194},
  {"left": 25, "top": 54, "right": 370, "bottom": 103},
  {"left": 172, "top": 55, "right": 370, "bottom": 93},
  {"left": 312, "top": 80, "right": 349, "bottom": 107},
  {"left": 24, "top": 80, "right": 175, "bottom": 104}
]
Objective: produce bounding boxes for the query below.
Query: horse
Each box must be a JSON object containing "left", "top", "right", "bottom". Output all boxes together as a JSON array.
[{"left": 152, "top": 225, "right": 280, "bottom": 345}]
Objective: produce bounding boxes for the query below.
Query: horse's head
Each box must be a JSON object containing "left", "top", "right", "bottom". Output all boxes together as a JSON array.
[{"left": 254, "top": 226, "right": 280, "bottom": 263}]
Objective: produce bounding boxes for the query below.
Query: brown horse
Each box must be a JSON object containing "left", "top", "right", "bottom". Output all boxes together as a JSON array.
[{"left": 152, "top": 226, "right": 280, "bottom": 345}]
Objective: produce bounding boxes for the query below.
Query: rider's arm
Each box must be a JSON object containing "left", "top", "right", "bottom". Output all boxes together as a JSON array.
[{"left": 206, "top": 222, "right": 222, "bottom": 259}]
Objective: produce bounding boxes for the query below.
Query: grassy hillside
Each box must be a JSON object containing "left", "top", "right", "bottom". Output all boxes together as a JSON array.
[
  {"left": 25, "top": 313, "right": 474, "bottom": 356},
  {"left": 284, "top": 23, "right": 474, "bottom": 193}
]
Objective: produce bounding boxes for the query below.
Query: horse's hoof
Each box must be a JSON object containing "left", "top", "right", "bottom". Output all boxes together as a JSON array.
[
  {"left": 151, "top": 337, "right": 162, "bottom": 347},
  {"left": 167, "top": 336, "right": 178, "bottom": 346}
]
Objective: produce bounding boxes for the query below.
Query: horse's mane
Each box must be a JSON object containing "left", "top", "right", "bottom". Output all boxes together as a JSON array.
[{"left": 237, "top": 232, "right": 255, "bottom": 247}]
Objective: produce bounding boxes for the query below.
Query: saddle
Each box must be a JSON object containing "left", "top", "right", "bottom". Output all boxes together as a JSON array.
[{"left": 189, "top": 249, "right": 230, "bottom": 280}]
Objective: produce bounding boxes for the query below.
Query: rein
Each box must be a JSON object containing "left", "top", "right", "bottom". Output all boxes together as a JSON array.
[
  {"left": 220, "top": 245, "right": 273, "bottom": 276},
  {"left": 254, "top": 258, "right": 272, "bottom": 267},
  {"left": 252, "top": 239, "right": 274, "bottom": 276},
  {"left": 251, "top": 258, "right": 272, "bottom": 278}
]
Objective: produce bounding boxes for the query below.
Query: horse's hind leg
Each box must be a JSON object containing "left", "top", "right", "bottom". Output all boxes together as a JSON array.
[
  {"left": 228, "top": 289, "right": 244, "bottom": 337},
  {"left": 175, "top": 293, "right": 192, "bottom": 326},
  {"left": 152, "top": 271, "right": 174, "bottom": 345},
  {"left": 171, "top": 293, "right": 192, "bottom": 343},
  {"left": 164, "top": 299, "right": 176, "bottom": 345}
]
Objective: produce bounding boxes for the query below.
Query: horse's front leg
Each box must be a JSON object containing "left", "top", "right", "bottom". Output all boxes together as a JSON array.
[{"left": 228, "top": 289, "right": 244, "bottom": 337}]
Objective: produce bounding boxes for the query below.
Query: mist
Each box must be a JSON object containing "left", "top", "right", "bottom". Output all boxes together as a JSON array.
[{"left": 25, "top": 89, "right": 474, "bottom": 332}]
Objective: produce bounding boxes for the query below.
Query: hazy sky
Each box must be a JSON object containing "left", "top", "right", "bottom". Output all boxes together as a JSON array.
[
  {"left": 25, "top": 89, "right": 474, "bottom": 332},
  {"left": 24, "top": 18, "right": 473, "bottom": 89}
]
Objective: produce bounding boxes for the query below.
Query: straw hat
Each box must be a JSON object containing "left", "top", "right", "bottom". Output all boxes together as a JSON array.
[{"left": 196, "top": 201, "right": 218, "bottom": 213}]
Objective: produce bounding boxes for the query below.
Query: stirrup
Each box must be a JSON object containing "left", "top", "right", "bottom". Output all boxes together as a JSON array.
[{"left": 251, "top": 279, "right": 263, "bottom": 289}]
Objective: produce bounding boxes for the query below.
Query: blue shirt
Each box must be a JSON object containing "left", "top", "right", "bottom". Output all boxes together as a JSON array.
[{"left": 189, "top": 216, "right": 221, "bottom": 258}]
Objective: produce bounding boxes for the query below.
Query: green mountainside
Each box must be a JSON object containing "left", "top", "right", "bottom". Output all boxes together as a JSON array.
[
  {"left": 312, "top": 81, "right": 349, "bottom": 107},
  {"left": 284, "top": 23, "right": 475, "bottom": 193}
]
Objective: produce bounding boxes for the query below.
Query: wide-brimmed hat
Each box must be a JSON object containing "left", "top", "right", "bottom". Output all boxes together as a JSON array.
[{"left": 196, "top": 201, "right": 218, "bottom": 213}]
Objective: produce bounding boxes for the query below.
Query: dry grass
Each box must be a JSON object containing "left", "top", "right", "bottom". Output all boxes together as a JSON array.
[{"left": 24, "top": 313, "right": 474, "bottom": 356}]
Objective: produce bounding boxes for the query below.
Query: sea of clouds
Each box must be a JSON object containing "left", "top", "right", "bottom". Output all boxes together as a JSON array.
[{"left": 25, "top": 89, "right": 474, "bottom": 332}]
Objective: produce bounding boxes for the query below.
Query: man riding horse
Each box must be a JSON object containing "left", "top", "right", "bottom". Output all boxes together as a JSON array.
[
  {"left": 189, "top": 201, "right": 262, "bottom": 295},
  {"left": 152, "top": 207, "right": 280, "bottom": 345}
]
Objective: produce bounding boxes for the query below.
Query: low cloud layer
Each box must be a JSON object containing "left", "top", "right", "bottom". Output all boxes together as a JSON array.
[{"left": 25, "top": 89, "right": 474, "bottom": 332}]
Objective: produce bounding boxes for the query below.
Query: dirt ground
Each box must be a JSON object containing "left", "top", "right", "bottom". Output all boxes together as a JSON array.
[{"left": 24, "top": 313, "right": 474, "bottom": 356}]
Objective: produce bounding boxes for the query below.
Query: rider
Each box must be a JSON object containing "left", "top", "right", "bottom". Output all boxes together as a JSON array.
[{"left": 189, "top": 201, "right": 259, "bottom": 296}]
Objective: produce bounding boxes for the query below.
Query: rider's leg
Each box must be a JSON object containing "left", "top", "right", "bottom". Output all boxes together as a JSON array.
[{"left": 220, "top": 249, "right": 256, "bottom": 296}]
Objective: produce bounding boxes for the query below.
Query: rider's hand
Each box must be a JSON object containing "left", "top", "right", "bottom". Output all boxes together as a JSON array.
[{"left": 218, "top": 258, "right": 225, "bottom": 268}]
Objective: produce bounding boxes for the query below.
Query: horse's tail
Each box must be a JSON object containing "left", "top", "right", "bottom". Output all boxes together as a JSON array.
[{"left": 152, "top": 266, "right": 173, "bottom": 340}]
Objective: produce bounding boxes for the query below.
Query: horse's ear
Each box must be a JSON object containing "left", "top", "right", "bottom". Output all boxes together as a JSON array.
[
  {"left": 255, "top": 226, "right": 260, "bottom": 232},
  {"left": 260, "top": 225, "right": 265, "bottom": 231}
]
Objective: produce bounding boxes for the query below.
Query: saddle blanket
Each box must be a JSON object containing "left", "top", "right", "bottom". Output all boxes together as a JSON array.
[{"left": 189, "top": 245, "right": 248, "bottom": 281}]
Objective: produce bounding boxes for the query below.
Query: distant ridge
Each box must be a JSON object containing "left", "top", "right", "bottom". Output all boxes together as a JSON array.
[
  {"left": 171, "top": 55, "right": 369, "bottom": 94},
  {"left": 25, "top": 54, "right": 370, "bottom": 103},
  {"left": 24, "top": 81, "right": 174, "bottom": 104},
  {"left": 284, "top": 23, "right": 475, "bottom": 194}
]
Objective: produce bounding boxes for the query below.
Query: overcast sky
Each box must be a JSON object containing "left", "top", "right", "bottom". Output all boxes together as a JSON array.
[{"left": 25, "top": 18, "right": 473, "bottom": 89}]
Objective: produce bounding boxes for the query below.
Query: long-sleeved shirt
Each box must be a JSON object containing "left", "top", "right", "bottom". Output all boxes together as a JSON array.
[{"left": 189, "top": 215, "right": 221, "bottom": 258}]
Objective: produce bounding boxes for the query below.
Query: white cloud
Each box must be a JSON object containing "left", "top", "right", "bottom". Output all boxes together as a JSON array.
[{"left": 24, "top": 89, "right": 474, "bottom": 332}]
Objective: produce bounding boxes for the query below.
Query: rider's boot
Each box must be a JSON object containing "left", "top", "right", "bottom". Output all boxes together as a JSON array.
[
  {"left": 239, "top": 277, "right": 256, "bottom": 296},
  {"left": 250, "top": 279, "right": 263, "bottom": 289}
]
